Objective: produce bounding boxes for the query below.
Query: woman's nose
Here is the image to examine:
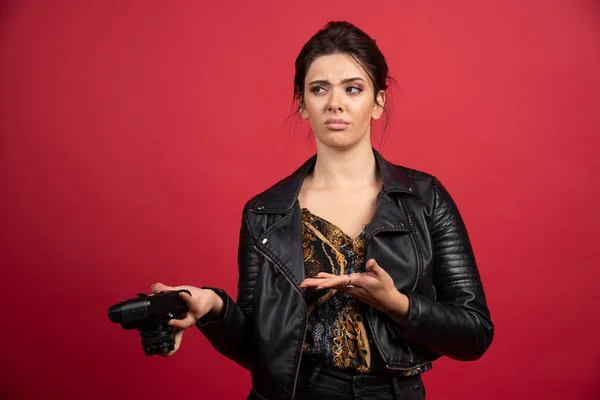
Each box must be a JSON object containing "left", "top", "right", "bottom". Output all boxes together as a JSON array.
[{"left": 327, "top": 89, "right": 344, "bottom": 112}]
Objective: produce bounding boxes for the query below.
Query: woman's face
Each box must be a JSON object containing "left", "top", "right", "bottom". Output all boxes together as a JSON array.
[{"left": 300, "top": 53, "right": 385, "bottom": 151}]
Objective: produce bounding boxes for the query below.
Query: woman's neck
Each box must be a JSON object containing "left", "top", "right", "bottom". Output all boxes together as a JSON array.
[{"left": 310, "top": 141, "right": 379, "bottom": 189}]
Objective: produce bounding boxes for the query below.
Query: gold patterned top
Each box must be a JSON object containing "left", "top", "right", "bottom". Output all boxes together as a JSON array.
[{"left": 301, "top": 208, "right": 373, "bottom": 373}]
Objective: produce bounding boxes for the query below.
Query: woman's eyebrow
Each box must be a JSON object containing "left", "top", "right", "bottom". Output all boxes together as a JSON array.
[{"left": 308, "top": 77, "right": 365, "bottom": 86}]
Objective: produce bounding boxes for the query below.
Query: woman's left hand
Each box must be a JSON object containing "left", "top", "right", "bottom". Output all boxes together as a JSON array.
[{"left": 299, "top": 258, "right": 410, "bottom": 325}]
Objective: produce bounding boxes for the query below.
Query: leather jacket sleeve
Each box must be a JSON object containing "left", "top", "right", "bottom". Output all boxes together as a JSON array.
[
  {"left": 392, "top": 177, "right": 494, "bottom": 361},
  {"left": 195, "top": 203, "right": 257, "bottom": 370}
]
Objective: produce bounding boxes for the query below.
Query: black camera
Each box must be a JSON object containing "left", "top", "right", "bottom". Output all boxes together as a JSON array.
[{"left": 108, "top": 289, "right": 191, "bottom": 356}]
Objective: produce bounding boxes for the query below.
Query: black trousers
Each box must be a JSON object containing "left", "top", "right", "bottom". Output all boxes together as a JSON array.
[{"left": 248, "top": 361, "right": 426, "bottom": 400}]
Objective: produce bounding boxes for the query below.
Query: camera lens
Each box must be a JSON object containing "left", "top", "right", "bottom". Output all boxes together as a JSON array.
[
  {"left": 140, "top": 325, "right": 175, "bottom": 356},
  {"left": 107, "top": 304, "right": 122, "bottom": 323},
  {"left": 107, "top": 298, "right": 150, "bottom": 324}
]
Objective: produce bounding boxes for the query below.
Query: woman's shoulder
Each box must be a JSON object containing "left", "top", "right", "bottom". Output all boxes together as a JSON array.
[
  {"left": 240, "top": 155, "right": 318, "bottom": 213},
  {"left": 387, "top": 160, "right": 437, "bottom": 184},
  {"left": 374, "top": 152, "right": 448, "bottom": 199}
]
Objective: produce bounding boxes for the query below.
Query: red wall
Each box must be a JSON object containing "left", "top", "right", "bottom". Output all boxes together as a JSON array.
[{"left": 2, "top": 1, "right": 599, "bottom": 399}]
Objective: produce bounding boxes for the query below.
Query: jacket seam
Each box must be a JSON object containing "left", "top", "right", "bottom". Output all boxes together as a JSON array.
[
  {"left": 240, "top": 207, "right": 260, "bottom": 312},
  {"left": 381, "top": 191, "right": 405, "bottom": 215},
  {"left": 444, "top": 278, "right": 480, "bottom": 286},
  {"left": 423, "top": 176, "right": 437, "bottom": 225},
  {"left": 399, "top": 197, "right": 425, "bottom": 287}
]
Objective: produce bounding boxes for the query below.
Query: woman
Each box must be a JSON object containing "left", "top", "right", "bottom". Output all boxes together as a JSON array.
[{"left": 151, "top": 21, "right": 494, "bottom": 400}]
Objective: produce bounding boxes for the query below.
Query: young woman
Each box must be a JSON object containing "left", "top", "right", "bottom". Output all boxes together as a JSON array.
[{"left": 151, "top": 21, "right": 494, "bottom": 400}]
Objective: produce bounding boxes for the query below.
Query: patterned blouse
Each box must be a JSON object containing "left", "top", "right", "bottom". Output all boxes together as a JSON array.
[{"left": 301, "top": 208, "right": 375, "bottom": 373}]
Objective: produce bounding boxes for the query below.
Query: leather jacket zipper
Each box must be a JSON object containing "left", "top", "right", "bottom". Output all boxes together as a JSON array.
[
  {"left": 406, "top": 231, "right": 421, "bottom": 292},
  {"left": 254, "top": 245, "right": 308, "bottom": 400}
]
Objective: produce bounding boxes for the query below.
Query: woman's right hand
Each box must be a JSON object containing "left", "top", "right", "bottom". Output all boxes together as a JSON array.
[{"left": 150, "top": 282, "right": 224, "bottom": 357}]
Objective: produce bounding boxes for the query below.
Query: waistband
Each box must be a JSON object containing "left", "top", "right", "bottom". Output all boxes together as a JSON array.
[
  {"left": 299, "top": 359, "right": 423, "bottom": 384},
  {"left": 297, "top": 360, "right": 424, "bottom": 397}
]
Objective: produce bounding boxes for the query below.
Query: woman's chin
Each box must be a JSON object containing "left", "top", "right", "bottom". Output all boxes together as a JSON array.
[
  {"left": 318, "top": 138, "right": 364, "bottom": 152},
  {"left": 315, "top": 130, "right": 370, "bottom": 151}
]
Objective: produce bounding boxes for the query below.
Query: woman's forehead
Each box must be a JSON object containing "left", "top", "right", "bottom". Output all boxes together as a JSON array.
[{"left": 305, "top": 54, "right": 370, "bottom": 84}]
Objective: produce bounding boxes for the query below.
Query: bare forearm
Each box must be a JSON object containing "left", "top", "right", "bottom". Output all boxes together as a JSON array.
[
  {"left": 199, "top": 289, "right": 225, "bottom": 322},
  {"left": 384, "top": 289, "right": 410, "bottom": 326}
]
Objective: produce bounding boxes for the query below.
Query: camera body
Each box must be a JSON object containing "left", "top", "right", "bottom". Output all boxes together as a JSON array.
[{"left": 108, "top": 289, "right": 191, "bottom": 356}]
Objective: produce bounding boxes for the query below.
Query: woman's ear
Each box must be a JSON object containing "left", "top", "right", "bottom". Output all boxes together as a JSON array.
[
  {"left": 372, "top": 90, "right": 386, "bottom": 120},
  {"left": 298, "top": 97, "right": 309, "bottom": 120}
]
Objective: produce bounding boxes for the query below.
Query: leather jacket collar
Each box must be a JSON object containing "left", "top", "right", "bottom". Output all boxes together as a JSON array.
[{"left": 250, "top": 149, "right": 419, "bottom": 213}]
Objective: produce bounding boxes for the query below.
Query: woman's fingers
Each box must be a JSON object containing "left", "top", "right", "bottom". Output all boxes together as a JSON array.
[
  {"left": 150, "top": 282, "right": 176, "bottom": 294},
  {"left": 173, "top": 329, "right": 184, "bottom": 352},
  {"left": 319, "top": 275, "right": 353, "bottom": 289},
  {"left": 168, "top": 312, "right": 196, "bottom": 330},
  {"left": 365, "top": 259, "right": 384, "bottom": 276},
  {"left": 299, "top": 277, "right": 329, "bottom": 288},
  {"left": 161, "top": 329, "right": 184, "bottom": 357},
  {"left": 301, "top": 275, "right": 355, "bottom": 289},
  {"left": 301, "top": 275, "right": 351, "bottom": 289},
  {"left": 147, "top": 284, "right": 205, "bottom": 358},
  {"left": 151, "top": 283, "right": 195, "bottom": 295},
  {"left": 178, "top": 291, "right": 199, "bottom": 311},
  {"left": 301, "top": 273, "right": 375, "bottom": 289},
  {"left": 301, "top": 269, "right": 387, "bottom": 291},
  {"left": 167, "top": 292, "right": 207, "bottom": 329},
  {"left": 316, "top": 272, "right": 336, "bottom": 278}
]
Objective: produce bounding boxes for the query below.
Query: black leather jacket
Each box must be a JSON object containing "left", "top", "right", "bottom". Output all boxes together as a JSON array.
[{"left": 197, "top": 150, "right": 494, "bottom": 400}]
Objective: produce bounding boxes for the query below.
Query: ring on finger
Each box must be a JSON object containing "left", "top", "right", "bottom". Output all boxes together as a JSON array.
[{"left": 345, "top": 274, "right": 355, "bottom": 288}]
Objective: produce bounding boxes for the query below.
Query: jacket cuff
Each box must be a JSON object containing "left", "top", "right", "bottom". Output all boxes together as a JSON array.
[
  {"left": 401, "top": 289, "right": 421, "bottom": 335},
  {"left": 196, "top": 287, "right": 230, "bottom": 328}
]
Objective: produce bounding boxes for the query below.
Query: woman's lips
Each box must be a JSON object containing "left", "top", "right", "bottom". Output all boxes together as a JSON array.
[{"left": 325, "top": 119, "right": 350, "bottom": 130}]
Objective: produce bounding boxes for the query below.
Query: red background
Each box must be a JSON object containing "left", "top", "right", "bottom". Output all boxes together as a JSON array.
[{"left": 2, "top": 1, "right": 600, "bottom": 399}]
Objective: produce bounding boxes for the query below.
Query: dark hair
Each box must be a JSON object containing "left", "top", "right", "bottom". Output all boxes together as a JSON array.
[{"left": 293, "top": 21, "right": 392, "bottom": 132}]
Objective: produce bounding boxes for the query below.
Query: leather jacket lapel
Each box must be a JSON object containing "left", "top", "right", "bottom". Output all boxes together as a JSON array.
[
  {"left": 249, "top": 156, "right": 315, "bottom": 291},
  {"left": 254, "top": 205, "right": 306, "bottom": 289},
  {"left": 363, "top": 191, "right": 412, "bottom": 241}
]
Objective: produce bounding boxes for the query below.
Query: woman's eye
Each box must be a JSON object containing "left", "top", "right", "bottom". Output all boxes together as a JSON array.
[
  {"left": 310, "top": 86, "right": 326, "bottom": 94},
  {"left": 346, "top": 86, "right": 363, "bottom": 94}
]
